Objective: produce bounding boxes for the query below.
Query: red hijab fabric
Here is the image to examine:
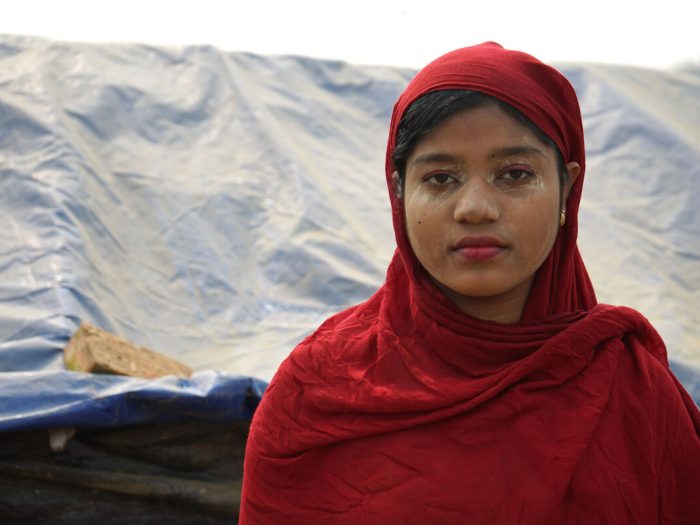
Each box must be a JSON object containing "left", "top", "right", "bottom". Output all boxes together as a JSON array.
[{"left": 240, "top": 43, "right": 700, "bottom": 524}]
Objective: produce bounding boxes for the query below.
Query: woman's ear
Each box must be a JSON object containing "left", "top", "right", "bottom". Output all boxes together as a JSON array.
[
  {"left": 391, "top": 171, "right": 403, "bottom": 200},
  {"left": 562, "top": 161, "right": 581, "bottom": 203}
]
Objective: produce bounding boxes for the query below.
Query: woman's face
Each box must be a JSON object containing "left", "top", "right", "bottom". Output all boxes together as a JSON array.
[{"left": 402, "top": 103, "right": 578, "bottom": 322}]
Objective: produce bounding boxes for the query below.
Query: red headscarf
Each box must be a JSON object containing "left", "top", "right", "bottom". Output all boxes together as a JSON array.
[{"left": 240, "top": 43, "right": 700, "bottom": 524}]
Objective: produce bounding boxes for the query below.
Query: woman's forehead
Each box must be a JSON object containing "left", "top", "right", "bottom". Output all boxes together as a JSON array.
[{"left": 408, "top": 105, "right": 557, "bottom": 159}]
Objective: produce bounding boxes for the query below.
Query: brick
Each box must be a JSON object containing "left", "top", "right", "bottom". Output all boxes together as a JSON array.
[{"left": 64, "top": 323, "right": 193, "bottom": 379}]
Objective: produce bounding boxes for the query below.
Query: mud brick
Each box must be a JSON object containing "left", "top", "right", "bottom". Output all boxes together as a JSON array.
[{"left": 64, "top": 323, "right": 193, "bottom": 379}]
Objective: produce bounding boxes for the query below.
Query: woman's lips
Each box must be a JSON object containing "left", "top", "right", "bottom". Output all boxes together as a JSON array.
[{"left": 453, "top": 236, "right": 506, "bottom": 262}]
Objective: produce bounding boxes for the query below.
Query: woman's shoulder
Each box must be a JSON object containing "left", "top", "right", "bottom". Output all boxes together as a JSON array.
[
  {"left": 575, "top": 303, "right": 667, "bottom": 360},
  {"left": 247, "top": 296, "right": 385, "bottom": 455},
  {"left": 264, "top": 294, "right": 382, "bottom": 394},
  {"left": 585, "top": 303, "right": 699, "bottom": 426},
  {"left": 292, "top": 292, "right": 383, "bottom": 360}
]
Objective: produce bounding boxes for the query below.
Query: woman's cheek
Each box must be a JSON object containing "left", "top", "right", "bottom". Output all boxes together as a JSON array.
[{"left": 404, "top": 191, "right": 430, "bottom": 230}]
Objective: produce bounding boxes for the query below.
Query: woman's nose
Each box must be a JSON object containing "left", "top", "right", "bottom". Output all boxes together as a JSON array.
[{"left": 452, "top": 179, "right": 500, "bottom": 224}]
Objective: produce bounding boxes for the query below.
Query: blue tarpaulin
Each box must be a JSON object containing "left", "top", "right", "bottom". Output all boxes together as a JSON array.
[{"left": 1, "top": 35, "right": 698, "bottom": 431}]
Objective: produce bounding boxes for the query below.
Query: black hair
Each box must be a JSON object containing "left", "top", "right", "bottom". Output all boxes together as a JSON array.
[{"left": 391, "top": 90, "right": 568, "bottom": 198}]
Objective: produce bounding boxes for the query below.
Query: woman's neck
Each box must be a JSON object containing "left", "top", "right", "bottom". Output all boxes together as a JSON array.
[{"left": 434, "top": 275, "right": 535, "bottom": 324}]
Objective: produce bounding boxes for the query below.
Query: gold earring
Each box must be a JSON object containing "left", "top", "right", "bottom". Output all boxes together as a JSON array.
[{"left": 560, "top": 209, "right": 566, "bottom": 226}]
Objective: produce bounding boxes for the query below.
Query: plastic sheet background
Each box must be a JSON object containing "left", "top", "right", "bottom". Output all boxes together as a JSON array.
[{"left": 1, "top": 35, "right": 698, "bottom": 428}]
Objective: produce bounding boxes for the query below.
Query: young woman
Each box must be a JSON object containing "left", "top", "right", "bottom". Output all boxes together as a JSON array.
[{"left": 240, "top": 42, "right": 700, "bottom": 524}]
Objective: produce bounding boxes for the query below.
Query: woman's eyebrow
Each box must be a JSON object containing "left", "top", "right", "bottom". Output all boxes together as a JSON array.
[
  {"left": 410, "top": 146, "right": 547, "bottom": 168},
  {"left": 410, "top": 152, "right": 459, "bottom": 167},
  {"left": 491, "top": 145, "right": 547, "bottom": 158}
]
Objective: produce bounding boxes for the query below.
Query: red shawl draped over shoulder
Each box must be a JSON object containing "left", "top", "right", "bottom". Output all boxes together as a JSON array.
[{"left": 240, "top": 43, "right": 700, "bottom": 524}]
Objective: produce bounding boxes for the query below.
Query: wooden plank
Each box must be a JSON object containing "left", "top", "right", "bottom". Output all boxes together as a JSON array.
[{"left": 64, "top": 323, "right": 192, "bottom": 379}]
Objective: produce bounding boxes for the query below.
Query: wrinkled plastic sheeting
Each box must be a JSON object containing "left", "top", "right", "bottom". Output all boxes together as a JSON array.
[
  {"left": 0, "top": 35, "right": 410, "bottom": 384},
  {"left": 0, "top": 370, "right": 266, "bottom": 432},
  {"left": 0, "top": 35, "right": 699, "bottom": 432},
  {"left": 571, "top": 63, "right": 700, "bottom": 368}
]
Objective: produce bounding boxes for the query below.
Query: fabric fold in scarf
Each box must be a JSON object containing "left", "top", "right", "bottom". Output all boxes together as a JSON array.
[{"left": 240, "top": 42, "right": 700, "bottom": 524}]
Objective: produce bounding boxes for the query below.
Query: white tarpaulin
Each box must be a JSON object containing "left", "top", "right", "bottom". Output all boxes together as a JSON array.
[{"left": 0, "top": 35, "right": 698, "bottom": 430}]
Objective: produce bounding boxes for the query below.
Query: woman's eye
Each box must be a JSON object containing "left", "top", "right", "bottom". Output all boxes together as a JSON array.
[
  {"left": 501, "top": 168, "right": 534, "bottom": 181},
  {"left": 426, "top": 172, "right": 453, "bottom": 184}
]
